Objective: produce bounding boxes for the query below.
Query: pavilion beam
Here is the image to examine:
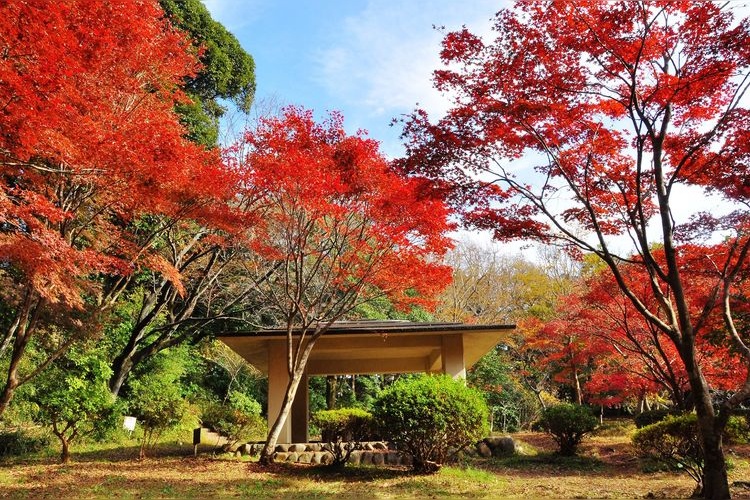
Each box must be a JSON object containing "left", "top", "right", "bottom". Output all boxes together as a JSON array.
[
  {"left": 306, "top": 356, "right": 430, "bottom": 376},
  {"left": 442, "top": 334, "right": 466, "bottom": 379},
  {"left": 312, "top": 334, "right": 443, "bottom": 351}
]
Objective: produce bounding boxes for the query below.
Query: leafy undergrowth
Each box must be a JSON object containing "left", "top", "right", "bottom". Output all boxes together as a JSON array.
[{"left": 0, "top": 432, "right": 748, "bottom": 499}]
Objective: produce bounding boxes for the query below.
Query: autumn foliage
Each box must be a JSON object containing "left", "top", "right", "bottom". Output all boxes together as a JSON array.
[
  {"left": 230, "top": 107, "right": 454, "bottom": 462},
  {"left": 235, "top": 107, "right": 454, "bottom": 316},
  {"left": 0, "top": 0, "right": 238, "bottom": 412},
  {"left": 399, "top": 1, "right": 750, "bottom": 496}
]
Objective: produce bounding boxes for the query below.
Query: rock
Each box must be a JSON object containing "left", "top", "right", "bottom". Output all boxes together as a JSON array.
[
  {"left": 307, "top": 443, "right": 321, "bottom": 452},
  {"left": 372, "top": 452, "right": 385, "bottom": 466},
  {"left": 275, "top": 444, "right": 290, "bottom": 453},
  {"left": 484, "top": 436, "right": 516, "bottom": 456},
  {"left": 386, "top": 451, "right": 400, "bottom": 465},
  {"left": 311, "top": 452, "right": 325, "bottom": 465},
  {"left": 363, "top": 443, "right": 375, "bottom": 451},
  {"left": 372, "top": 442, "right": 387, "bottom": 450},
  {"left": 285, "top": 452, "right": 299, "bottom": 462},
  {"left": 242, "top": 443, "right": 262, "bottom": 456},
  {"left": 298, "top": 452, "right": 313, "bottom": 464},
  {"left": 289, "top": 444, "right": 307, "bottom": 453},
  {"left": 462, "top": 446, "right": 478, "bottom": 458},
  {"left": 360, "top": 451, "right": 373, "bottom": 465},
  {"left": 274, "top": 452, "right": 288, "bottom": 462},
  {"left": 421, "top": 461, "right": 441, "bottom": 473},
  {"left": 320, "top": 452, "right": 334, "bottom": 465},
  {"left": 476, "top": 441, "right": 492, "bottom": 458},
  {"left": 400, "top": 453, "right": 413, "bottom": 467},
  {"left": 348, "top": 451, "right": 362, "bottom": 465}
]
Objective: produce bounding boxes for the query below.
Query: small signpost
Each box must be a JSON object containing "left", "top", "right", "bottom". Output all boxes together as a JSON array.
[{"left": 123, "top": 416, "right": 137, "bottom": 437}]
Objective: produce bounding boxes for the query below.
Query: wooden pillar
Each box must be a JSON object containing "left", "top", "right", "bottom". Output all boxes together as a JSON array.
[
  {"left": 291, "top": 372, "right": 309, "bottom": 443},
  {"left": 442, "top": 334, "right": 466, "bottom": 380},
  {"left": 267, "top": 340, "right": 292, "bottom": 443}
]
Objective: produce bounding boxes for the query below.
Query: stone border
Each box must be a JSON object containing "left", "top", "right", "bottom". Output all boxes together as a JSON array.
[{"left": 234, "top": 436, "right": 516, "bottom": 464}]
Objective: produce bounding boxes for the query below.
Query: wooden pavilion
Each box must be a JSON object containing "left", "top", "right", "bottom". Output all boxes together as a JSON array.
[{"left": 218, "top": 320, "right": 515, "bottom": 443}]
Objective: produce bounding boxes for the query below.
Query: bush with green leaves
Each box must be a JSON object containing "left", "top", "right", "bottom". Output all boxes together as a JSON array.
[
  {"left": 724, "top": 414, "right": 750, "bottom": 445},
  {"left": 312, "top": 408, "right": 374, "bottom": 467},
  {"left": 0, "top": 428, "right": 52, "bottom": 457},
  {"left": 30, "top": 349, "right": 118, "bottom": 463},
  {"left": 633, "top": 409, "right": 679, "bottom": 429},
  {"left": 201, "top": 391, "right": 265, "bottom": 449},
  {"left": 126, "top": 352, "right": 189, "bottom": 459},
  {"left": 535, "top": 404, "right": 598, "bottom": 456},
  {"left": 373, "top": 374, "right": 489, "bottom": 473},
  {"left": 632, "top": 413, "right": 703, "bottom": 494}
]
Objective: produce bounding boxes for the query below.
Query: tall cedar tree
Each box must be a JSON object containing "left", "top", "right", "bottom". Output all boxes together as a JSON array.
[
  {"left": 0, "top": 0, "right": 236, "bottom": 414},
  {"left": 232, "top": 107, "right": 453, "bottom": 464},
  {"left": 398, "top": 2, "right": 750, "bottom": 497}
]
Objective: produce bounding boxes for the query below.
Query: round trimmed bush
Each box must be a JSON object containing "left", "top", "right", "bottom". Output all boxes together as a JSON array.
[
  {"left": 201, "top": 391, "right": 265, "bottom": 448},
  {"left": 632, "top": 413, "right": 702, "bottom": 491},
  {"left": 536, "top": 404, "right": 598, "bottom": 456},
  {"left": 373, "top": 374, "right": 489, "bottom": 473}
]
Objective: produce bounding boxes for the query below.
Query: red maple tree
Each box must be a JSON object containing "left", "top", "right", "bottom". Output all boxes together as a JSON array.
[
  {"left": 398, "top": 2, "right": 750, "bottom": 496},
  {"left": 539, "top": 257, "right": 747, "bottom": 410},
  {"left": 0, "top": 0, "right": 237, "bottom": 413},
  {"left": 230, "top": 106, "right": 454, "bottom": 464}
]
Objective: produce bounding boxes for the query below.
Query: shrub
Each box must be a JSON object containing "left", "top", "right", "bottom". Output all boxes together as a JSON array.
[
  {"left": 312, "top": 408, "right": 374, "bottom": 467},
  {"left": 128, "top": 376, "right": 187, "bottom": 459},
  {"left": 724, "top": 415, "right": 750, "bottom": 445},
  {"left": 201, "top": 391, "right": 265, "bottom": 449},
  {"left": 373, "top": 374, "right": 489, "bottom": 473},
  {"left": 0, "top": 428, "right": 52, "bottom": 457},
  {"left": 535, "top": 404, "right": 598, "bottom": 456},
  {"left": 632, "top": 414, "right": 703, "bottom": 494},
  {"left": 633, "top": 409, "right": 678, "bottom": 429},
  {"left": 30, "top": 350, "right": 117, "bottom": 463}
]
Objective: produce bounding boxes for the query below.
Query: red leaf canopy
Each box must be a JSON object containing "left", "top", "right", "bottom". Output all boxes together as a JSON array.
[{"left": 0, "top": 0, "right": 236, "bottom": 306}]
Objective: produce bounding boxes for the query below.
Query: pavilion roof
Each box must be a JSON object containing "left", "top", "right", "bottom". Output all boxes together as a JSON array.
[{"left": 218, "top": 320, "right": 515, "bottom": 376}]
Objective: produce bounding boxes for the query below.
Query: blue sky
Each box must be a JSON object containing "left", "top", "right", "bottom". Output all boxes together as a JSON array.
[{"left": 202, "top": 0, "right": 502, "bottom": 157}]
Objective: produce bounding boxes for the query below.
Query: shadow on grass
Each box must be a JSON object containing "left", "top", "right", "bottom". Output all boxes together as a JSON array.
[
  {"left": 0, "top": 442, "right": 196, "bottom": 467},
  {"left": 485, "top": 452, "right": 605, "bottom": 472},
  {"left": 248, "top": 461, "right": 412, "bottom": 483}
]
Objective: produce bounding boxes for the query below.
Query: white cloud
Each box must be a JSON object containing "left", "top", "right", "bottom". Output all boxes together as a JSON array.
[
  {"left": 313, "top": 1, "right": 501, "bottom": 121},
  {"left": 200, "top": 0, "right": 266, "bottom": 31}
]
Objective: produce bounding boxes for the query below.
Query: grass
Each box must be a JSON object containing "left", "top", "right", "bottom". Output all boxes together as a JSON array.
[{"left": 0, "top": 429, "right": 748, "bottom": 499}]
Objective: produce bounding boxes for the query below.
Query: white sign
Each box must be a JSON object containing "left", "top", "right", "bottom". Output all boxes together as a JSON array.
[{"left": 123, "top": 416, "right": 137, "bottom": 432}]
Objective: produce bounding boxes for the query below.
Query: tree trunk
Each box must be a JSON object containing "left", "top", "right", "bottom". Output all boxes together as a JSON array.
[
  {"left": 109, "top": 354, "right": 133, "bottom": 396},
  {"left": 681, "top": 345, "right": 730, "bottom": 499},
  {"left": 572, "top": 366, "right": 583, "bottom": 405},
  {"left": 259, "top": 367, "right": 306, "bottom": 465},
  {"left": 259, "top": 332, "right": 320, "bottom": 465},
  {"left": 0, "top": 368, "right": 20, "bottom": 418},
  {"left": 60, "top": 437, "right": 70, "bottom": 464},
  {"left": 0, "top": 294, "right": 42, "bottom": 418},
  {"left": 326, "top": 376, "right": 337, "bottom": 410}
]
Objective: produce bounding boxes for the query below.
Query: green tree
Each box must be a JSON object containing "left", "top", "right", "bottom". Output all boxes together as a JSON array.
[
  {"left": 30, "top": 348, "right": 117, "bottom": 463},
  {"left": 125, "top": 348, "right": 189, "bottom": 459},
  {"left": 468, "top": 348, "right": 540, "bottom": 432},
  {"left": 159, "top": 0, "right": 255, "bottom": 146}
]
